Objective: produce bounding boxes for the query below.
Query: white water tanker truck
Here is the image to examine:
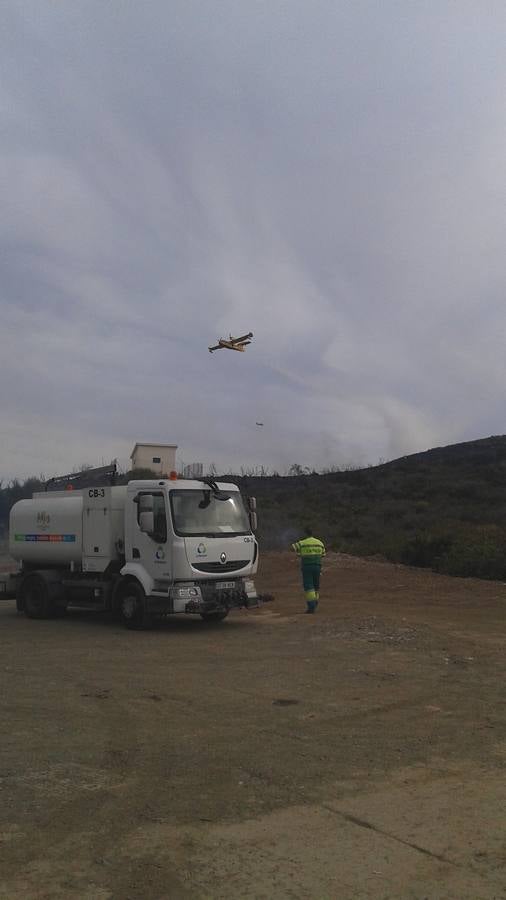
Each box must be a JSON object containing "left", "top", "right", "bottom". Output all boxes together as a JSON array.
[{"left": 0, "top": 466, "right": 272, "bottom": 628}]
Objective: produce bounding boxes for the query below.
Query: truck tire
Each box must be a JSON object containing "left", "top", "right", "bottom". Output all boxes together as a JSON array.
[
  {"left": 20, "top": 575, "right": 53, "bottom": 619},
  {"left": 19, "top": 573, "right": 67, "bottom": 619},
  {"left": 200, "top": 610, "right": 229, "bottom": 622},
  {"left": 120, "top": 582, "right": 151, "bottom": 630}
]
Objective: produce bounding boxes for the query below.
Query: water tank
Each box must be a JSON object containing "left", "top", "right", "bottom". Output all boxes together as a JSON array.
[{"left": 9, "top": 496, "right": 83, "bottom": 565}]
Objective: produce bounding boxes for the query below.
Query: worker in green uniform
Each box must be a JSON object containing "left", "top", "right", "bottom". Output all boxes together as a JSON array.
[{"left": 292, "top": 527, "right": 326, "bottom": 613}]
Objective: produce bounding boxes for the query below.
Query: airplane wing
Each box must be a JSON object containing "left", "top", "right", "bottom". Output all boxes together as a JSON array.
[
  {"left": 208, "top": 344, "right": 222, "bottom": 353},
  {"left": 230, "top": 332, "right": 254, "bottom": 344}
]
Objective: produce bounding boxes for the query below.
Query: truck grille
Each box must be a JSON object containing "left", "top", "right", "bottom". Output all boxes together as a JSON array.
[{"left": 193, "top": 560, "right": 249, "bottom": 573}]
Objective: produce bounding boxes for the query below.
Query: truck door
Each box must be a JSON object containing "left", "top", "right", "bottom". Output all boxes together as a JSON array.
[{"left": 132, "top": 491, "right": 171, "bottom": 583}]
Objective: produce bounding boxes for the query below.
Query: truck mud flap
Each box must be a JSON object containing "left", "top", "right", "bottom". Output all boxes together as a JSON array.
[
  {"left": 146, "top": 595, "right": 174, "bottom": 615},
  {"left": 0, "top": 574, "right": 19, "bottom": 601}
]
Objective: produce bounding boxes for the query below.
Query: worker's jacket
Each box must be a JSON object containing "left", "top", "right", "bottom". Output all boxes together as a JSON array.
[{"left": 292, "top": 536, "right": 326, "bottom": 566}]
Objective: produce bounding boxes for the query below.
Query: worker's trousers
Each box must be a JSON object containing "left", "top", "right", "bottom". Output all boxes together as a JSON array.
[{"left": 301, "top": 563, "right": 321, "bottom": 612}]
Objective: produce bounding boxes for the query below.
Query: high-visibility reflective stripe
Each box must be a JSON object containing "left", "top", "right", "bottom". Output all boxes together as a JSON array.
[
  {"left": 298, "top": 545, "right": 325, "bottom": 557},
  {"left": 293, "top": 536, "right": 326, "bottom": 558}
]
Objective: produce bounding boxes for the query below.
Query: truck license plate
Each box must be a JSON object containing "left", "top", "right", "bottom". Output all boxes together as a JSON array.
[{"left": 216, "top": 581, "right": 235, "bottom": 590}]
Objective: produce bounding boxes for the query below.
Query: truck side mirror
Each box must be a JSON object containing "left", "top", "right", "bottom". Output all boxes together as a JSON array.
[
  {"left": 139, "top": 510, "right": 155, "bottom": 534},
  {"left": 137, "top": 494, "right": 154, "bottom": 534},
  {"left": 249, "top": 511, "right": 258, "bottom": 532},
  {"left": 248, "top": 497, "right": 257, "bottom": 511}
]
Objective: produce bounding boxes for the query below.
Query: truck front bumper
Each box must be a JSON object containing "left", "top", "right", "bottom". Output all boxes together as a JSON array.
[
  {"left": 146, "top": 579, "right": 273, "bottom": 616},
  {"left": 184, "top": 591, "right": 273, "bottom": 614}
]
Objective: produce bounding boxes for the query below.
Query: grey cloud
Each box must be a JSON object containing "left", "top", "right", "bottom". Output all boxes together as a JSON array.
[{"left": 1, "top": 1, "right": 506, "bottom": 479}]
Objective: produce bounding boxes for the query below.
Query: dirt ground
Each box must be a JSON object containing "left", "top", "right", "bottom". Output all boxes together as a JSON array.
[{"left": 1, "top": 551, "right": 506, "bottom": 900}]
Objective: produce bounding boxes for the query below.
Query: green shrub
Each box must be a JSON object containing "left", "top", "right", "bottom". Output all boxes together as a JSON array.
[
  {"left": 401, "top": 533, "right": 453, "bottom": 568},
  {"left": 438, "top": 526, "right": 506, "bottom": 580},
  {"left": 126, "top": 468, "right": 158, "bottom": 481}
]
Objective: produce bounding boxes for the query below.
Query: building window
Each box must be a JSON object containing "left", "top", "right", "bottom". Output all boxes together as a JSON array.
[{"left": 152, "top": 456, "right": 161, "bottom": 464}]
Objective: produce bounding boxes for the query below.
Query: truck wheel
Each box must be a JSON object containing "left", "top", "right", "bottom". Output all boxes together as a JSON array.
[
  {"left": 200, "top": 610, "right": 229, "bottom": 622},
  {"left": 120, "top": 583, "right": 151, "bottom": 630},
  {"left": 21, "top": 575, "right": 51, "bottom": 619}
]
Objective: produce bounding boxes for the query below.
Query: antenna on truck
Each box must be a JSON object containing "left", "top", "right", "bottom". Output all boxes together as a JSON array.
[{"left": 45, "top": 462, "right": 118, "bottom": 492}]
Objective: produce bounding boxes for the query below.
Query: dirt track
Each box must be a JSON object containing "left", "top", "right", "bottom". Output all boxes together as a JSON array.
[{"left": 1, "top": 552, "right": 506, "bottom": 899}]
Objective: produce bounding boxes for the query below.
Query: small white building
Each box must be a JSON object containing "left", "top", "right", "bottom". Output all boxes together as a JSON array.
[{"left": 130, "top": 443, "right": 177, "bottom": 476}]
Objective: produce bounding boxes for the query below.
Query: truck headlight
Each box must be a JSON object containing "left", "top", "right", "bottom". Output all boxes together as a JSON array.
[{"left": 171, "top": 584, "right": 202, "bottom": 600}]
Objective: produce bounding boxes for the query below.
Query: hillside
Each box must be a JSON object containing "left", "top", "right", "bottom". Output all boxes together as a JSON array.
[
  {"left": 2, "top": 435, "right": 506, "bottom": 579},
  {"left": 237, "top": 435, "right": 506, "bottom": 579}
]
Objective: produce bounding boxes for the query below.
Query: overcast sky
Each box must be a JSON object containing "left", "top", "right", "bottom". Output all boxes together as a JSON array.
[{"left": 1, "top": 1, "right": 506, "bottom": 481}]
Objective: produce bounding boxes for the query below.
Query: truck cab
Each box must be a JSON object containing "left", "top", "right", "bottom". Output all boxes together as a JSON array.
[{"left": 120, "top": 477, "right": 262, "bottom": 625}]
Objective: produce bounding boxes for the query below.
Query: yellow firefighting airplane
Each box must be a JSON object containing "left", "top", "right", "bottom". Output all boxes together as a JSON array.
[{"left": 208, "top": 331, "right": 254, "bottom": 353}]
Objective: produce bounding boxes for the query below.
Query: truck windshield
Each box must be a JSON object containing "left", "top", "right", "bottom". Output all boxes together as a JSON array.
[{"left": 170, "top": 490, "right": 250, "bottom": 537}]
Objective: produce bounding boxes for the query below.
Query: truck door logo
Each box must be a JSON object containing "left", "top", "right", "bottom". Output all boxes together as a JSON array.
[{"left": 155, "top": 547, "right": 165, "bottom": 561}]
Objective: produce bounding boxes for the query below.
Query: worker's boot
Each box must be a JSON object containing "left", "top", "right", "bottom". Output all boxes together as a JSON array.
[{"left": 305, "top": 601, "right": 316, "bottom": 614}]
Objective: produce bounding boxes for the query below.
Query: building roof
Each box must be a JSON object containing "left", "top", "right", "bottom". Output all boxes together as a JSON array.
[{"left": 130, "top": 442, "right": 178, "bottom": 459}]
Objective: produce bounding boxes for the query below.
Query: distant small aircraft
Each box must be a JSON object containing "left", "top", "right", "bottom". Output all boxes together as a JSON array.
[
  {"left": 209, "top": 332, "right": 253, "bottom": 353},
  {"left": 256, "top": 422, "right": 264, "bottom": 427}
]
